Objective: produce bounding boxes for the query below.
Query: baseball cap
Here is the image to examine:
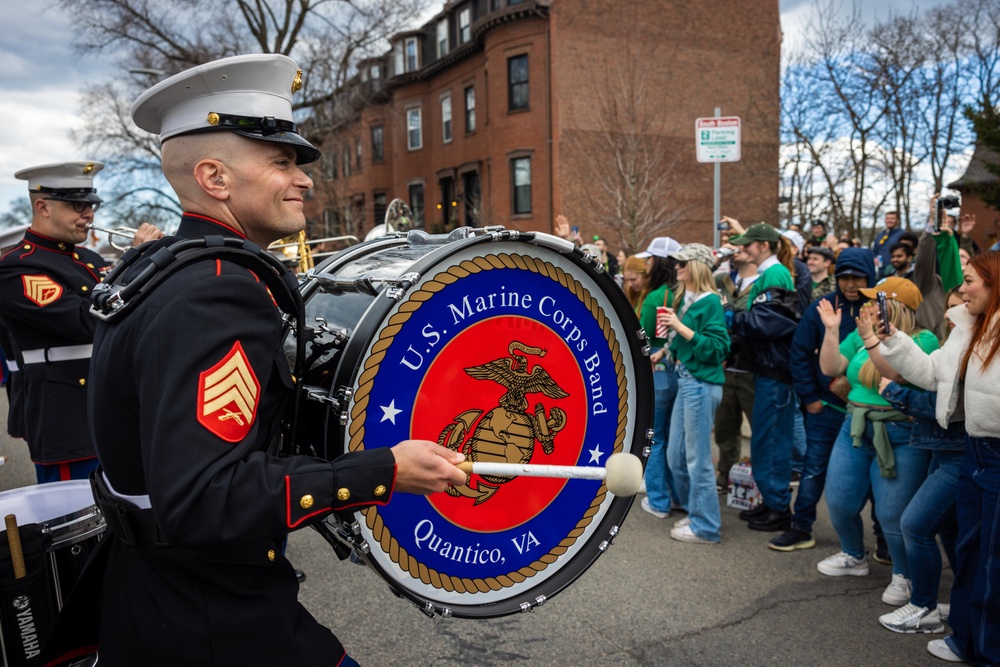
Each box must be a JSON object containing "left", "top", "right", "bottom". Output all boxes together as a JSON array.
[
  {"left": 15, "top": 161, "right": 104, "bottom": 204},
  {"left": 859, "top": 277, "right": 923, "bottom": 312},
  {"left": 729, "top": 223, "right": 782, "bottom": 245},
  {"left": 636, "top": 236, "right": 681, "bottom": 259},
  {"left": 781, "top": 229, "right": 805, "bottom": 253},
  {"left": 668, "top": 243, "right": 716, "bottom": 268},
  {"left": 131, "top": 54, "right": 320, "bottom": 164},
  {"left": 806, "top": 246, "right": 835, "bottom": 262}
]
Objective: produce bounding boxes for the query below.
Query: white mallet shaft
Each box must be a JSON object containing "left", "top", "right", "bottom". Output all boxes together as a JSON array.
[{"left": 457, "top": 453, "right": 643, "bottom": 496}]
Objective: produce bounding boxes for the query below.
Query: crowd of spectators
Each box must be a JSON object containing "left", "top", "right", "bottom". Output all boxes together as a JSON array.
[{"left": 555, "top": 201, "right": 1000, "bottom": 665}]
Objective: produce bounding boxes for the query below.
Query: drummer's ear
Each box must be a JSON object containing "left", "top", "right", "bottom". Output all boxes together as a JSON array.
[{"left": 194, "top": 160, "right": 228, "bottom": 200}]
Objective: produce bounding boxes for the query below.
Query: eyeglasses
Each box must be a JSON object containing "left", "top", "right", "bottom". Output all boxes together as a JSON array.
[
  {"left": 45, "top": 199, "right": 101, "bottom": 213},
  {"left": 675, "top": 260, "right": 688, "bottom": 268}
]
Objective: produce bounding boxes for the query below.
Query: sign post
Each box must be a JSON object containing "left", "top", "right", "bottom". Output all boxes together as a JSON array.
[{"left": 696, "top": 112, "right": 741, "bottom": 247}]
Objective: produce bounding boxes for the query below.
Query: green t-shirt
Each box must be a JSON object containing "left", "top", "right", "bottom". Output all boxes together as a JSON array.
[
  {"left": 839, "top": 329, "right": 940, "bottom": 406},
  {"left": 640, "top": 283, "right": 674, "bottom": 348},
  {"left": 746, "top": 261, "right": 794, "bottom": 308}
]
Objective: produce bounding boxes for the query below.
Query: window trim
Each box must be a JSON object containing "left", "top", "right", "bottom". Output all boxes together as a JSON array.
[
  {"left": 437, "top": 19, "right": 449, "bottom": 58},
  {"left": 371, "top": 125, "right": 384, "bottom": 163},
  {"left": 459, "top": 7, "right": 472, "bottom": 44},
  {"left": 405, "top": 37, "right": 419, "bottom": 72},
  {"left": 510, "top": 155, "right": 532, "bottom": 215},
  {"left": 406, "top": 106, "right": 423, "bottom": 151},
  {"left": 464, "top": 85, "right": 476, "bottom": 134},
  {"left": 441, "top": 93, "right": 453, "bottom": 144},
  {"left": 507, "top": 53, "right": 529, "bottom": 112}
]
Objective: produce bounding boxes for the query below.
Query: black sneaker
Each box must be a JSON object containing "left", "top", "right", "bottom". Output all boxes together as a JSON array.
[
  {"left": 295, "top": 569, "right": 307, "bottom": 583},
  {"left": 874, "top": 531, "right": 892, "bottom": 565},
  {"left": 768, "top": 527, "right": 816, "bottom": 552},
  {"left": 739, "top": 503, "right": 769, "bottom": 521},
  {"left": 748, "top": 508, "right": 792, "bottom": 532}
]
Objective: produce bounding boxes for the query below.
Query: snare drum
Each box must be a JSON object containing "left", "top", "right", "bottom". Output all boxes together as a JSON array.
[
  {"left": 0, "top": 481, "right": 105, "bottom": 609},
  {"left": 290, "top": 228, "right": 652, "bottom": 618}
]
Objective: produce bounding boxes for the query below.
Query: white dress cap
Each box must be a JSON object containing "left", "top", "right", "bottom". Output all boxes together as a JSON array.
[
  {"left": 130, "top": 53, "right": 320, "bottom": 164},
  {"left": 14, "top": 161, "right": 104, "bottom": 203}
]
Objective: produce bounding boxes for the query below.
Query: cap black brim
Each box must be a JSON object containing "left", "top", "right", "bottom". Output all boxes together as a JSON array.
[{"left": 233, "top": 129, "right": 321, "bottom": 165}]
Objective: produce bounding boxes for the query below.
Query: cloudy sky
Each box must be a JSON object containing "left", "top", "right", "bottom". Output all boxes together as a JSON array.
[{"left": 0, "top": 0, "right": 954, "bottom": 213}]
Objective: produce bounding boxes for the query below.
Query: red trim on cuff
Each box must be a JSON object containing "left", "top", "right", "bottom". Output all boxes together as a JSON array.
[{"left": 284, "top": 475, "right": 333, "bottom": 529}]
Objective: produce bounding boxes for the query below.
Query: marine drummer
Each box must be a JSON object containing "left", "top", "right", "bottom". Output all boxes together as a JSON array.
[
  {"left": 80, "top": 54, "right": 466, "bottom": 666},
  {"left": 0, "top": 161, "right": 160, "bottom": 483}
]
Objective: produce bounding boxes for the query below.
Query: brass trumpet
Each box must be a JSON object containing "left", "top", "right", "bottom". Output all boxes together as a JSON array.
[{"left": 86, "top": 224, "right": 137, "bottom": 251}]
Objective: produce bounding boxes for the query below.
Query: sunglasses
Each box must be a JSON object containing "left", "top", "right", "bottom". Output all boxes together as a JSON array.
[
  {"left": 675, "top": 260, "right": 688, "bottom": 268},
  {"left": 45, "top": 199, "right": 101, "bottom": 213}
]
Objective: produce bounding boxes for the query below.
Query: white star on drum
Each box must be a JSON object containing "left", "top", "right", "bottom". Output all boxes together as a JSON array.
[
  {"left": 588, "top": 445, "right": 604, "bottom": 464},
  {"left": 380, "top": 399, "right": 403, "bottom": 425}
]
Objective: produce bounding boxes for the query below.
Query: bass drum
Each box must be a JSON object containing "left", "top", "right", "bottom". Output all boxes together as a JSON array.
[{"left": 289, "top": 227, "right": 652, "bottom": 618}]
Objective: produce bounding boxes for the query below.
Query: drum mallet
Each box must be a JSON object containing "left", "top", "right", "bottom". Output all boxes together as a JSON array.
[
  {"left": 4, "top": 514, "right": 26, "bottom": 579},
  {"left": 457, "top": 452, "right": 644, "bottom": 497}
]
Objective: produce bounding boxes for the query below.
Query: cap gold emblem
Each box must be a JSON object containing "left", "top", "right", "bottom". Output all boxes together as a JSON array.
[
  {"left": 291, "top": 69, "right": 303, "bottom": 93},
  {"left": 83, "top": 163, "right": 95, "bottom": 175},
  {"left": 299, "top": 494, "right": 314, "bottom": 509},
  {"left": 337, "top": 488, "right": 350, "bottom": 501},
  {"left": 207, "top": 112, "right": 221, "bottom": 125}
]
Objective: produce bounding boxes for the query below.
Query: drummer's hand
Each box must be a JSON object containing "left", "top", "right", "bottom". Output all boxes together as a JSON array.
[
  {"left": 132, "top": 222, "right": 164, "bottom": 246},
  {"left": 391, "top": 440, "right": 467, "bottom": 494}
]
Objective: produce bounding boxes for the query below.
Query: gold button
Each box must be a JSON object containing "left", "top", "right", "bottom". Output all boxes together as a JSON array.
[
  {"left": 337, "top": 488, "right": 350, "bottom": 501},
  {"left": 78, "top": 379, "right": 86, "bottom": 386},
  {"left": 87, "top": 263, "right": 94, "bottom": 268},
  {"left": 299, "top": 494, "right": 314, "bottom": 509},
  {"left": 81, "top": 286, "right": 89, "bottom": 292},
  {"left": 23, "top": 244, "right": 31, "bottom": 250},
  {"left": 374, "top": 485, "right": 387, "bottom": 497},
  {"left": 267, "top": 549, "right": 275, "bottom": 562},
  {"left": 74, "top": 253, "right": 80, "bottom": 259},
  {"left": 58, "top": 243, "right": 66, "bottom": 250}
]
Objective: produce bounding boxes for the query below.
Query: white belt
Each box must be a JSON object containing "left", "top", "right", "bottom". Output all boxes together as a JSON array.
[
  {"left": 21, "top": 344, "right": 93, "bottom": 365},
  {"left": 103, "top": 471, "right": 152, "bottom": 510},
  {"left": 6, "top": 361, "right": 17, "bottom": 372}
]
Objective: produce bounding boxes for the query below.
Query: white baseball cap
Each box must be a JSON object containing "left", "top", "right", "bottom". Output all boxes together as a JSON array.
[
  {"left": 636, "top": 236, "right": 682, "bottom": 259},
  {"left": 131, "top": 54, "right": 320, "bottom": 164}
]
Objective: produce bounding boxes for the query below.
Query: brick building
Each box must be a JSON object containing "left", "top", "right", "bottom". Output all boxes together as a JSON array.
[{"left": 302, "top": 0, "right": 780, "bottom": 255}]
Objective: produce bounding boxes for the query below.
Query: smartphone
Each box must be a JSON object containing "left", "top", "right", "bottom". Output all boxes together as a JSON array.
[
  {"left": 571, "top": 225, "right": 580, "bottom": 234},
  {"left": 876, "top": 291, "right": 890, "bottom": 335}
]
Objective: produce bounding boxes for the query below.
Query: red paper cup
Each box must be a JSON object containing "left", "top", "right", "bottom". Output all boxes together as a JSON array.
[{"left": 656, "top": 306, "right": 669, "bottom": 338}]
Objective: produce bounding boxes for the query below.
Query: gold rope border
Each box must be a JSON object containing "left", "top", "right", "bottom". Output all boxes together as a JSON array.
[{"left": 348, "top": 252, "right": 628, "bottom": 595}]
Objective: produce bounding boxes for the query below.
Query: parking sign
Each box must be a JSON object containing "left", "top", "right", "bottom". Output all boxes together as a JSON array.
[{"left": 696, "top": 117, "right": 741, "bottom": 162}]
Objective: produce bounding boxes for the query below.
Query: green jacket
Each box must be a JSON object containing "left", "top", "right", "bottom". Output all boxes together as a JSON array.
[{"left": 669, "top": 293, "right": 730, "bottom": 385}]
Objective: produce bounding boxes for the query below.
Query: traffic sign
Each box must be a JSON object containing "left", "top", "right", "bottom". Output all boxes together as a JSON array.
[{"left": 696, "top": 116, "right": 741, "bottom": 163}]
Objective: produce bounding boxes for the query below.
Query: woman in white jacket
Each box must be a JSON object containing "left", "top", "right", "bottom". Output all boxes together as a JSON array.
[{"left": 876, "top": 251, "right": 1000, "bottom": 665}]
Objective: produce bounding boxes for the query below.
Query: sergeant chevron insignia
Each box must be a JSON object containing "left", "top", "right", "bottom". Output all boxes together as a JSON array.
[
  {"left": 22, "top": 275, "right": 63, "bottom": 306},
  {"left": 197, "top": 341, "right": 260, "bottom": 442}
]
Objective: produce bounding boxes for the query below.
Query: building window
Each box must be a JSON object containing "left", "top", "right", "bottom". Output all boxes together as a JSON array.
[
  {"left": 439, "top": 176, "right": 456, "bottom": 229},
  {"left": 407, "top": 107, "right": 422, "bottom": 150},
  {"left": 437, "top": 19, "right": 449, "bottom": 58},
  {"left": 371, "top": 126, "right": 384, "bottom": 162},
  {"left": 393, "top": 42, "right": 404, "bottom": 75},
  {"left": 370, "top": 63, "right": 382, "bottom": 91},
  {"left": 343, "top": 148, "right": 351, "bottom": 178},
  {"left": 459, "top": 8, "right": 471, "bottom": 43},
  {"left": 405, "top": 37, "right": 419, "bottom": 72},
  {"left": 373, "top": 192, "right": 387, "bottom": 227},
  {"left": 355, "top": 138, "right": 362, "bottom": 171},
  {"left": 441, "top": 94, "right": 453, "bottom": 143},
  {"left": 508, "top": 54, "right": 529, "bottom": 111},
  {"left": 409, "top": 183, "right": 425, "bottom": 227},
  {"left": 511, "top": 157, "right": 531, "bottom": 214},
  {"left": 464, "top": 86, "right": 476, "bottom": 133},
  {"left": 462, "top": 170, "right": 480, "bottom": 226}
]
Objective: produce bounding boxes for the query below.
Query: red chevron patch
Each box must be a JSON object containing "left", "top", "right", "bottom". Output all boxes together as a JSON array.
[{"left": 197, "top": 341, "right": 260, "bottom": 442}]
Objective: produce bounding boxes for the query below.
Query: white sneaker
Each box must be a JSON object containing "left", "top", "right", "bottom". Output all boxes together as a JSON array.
[
  {"left": 879, "top": 603, "right": 945, "bottom": 634},
  {"left": 675, "top": 517, "right": 691, "bottom": 528},
  {"left": 882, "top": 573, "right": 912, "bottom": 606},
  {"left": 927, "top": 637, "right": 966, "bottom": 662},
  {"left": 669, "top": 524, "right": 717, "bottom": 544},
  {"left": 641, "top": 496, "right": 670, "bottom": 519},
  {"left": 817, "top": 551, "right": 870, "bottom": 577},
  {"left": 938, "top": 603, "right": 950, "bottom": 622}
]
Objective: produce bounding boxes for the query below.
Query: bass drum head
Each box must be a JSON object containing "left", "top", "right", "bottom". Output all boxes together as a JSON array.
[{"left": 335, "top": 234, "right": 651, "bottom": 618}]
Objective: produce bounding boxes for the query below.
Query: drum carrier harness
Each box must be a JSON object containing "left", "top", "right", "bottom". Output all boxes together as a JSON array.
[{"left": 87, "top": 236, "right": 307, "bottom": 546}]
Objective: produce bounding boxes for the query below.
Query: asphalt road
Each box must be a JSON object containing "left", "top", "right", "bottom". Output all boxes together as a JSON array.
[{"left": 0, "top": 395, "right": 952, "bottom": 666}]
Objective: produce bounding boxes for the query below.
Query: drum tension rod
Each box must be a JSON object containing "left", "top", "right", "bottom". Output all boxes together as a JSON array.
[
  {"left": 303, "top": 386, "right": 340, "bottom": 409},
  {"left": 314, "top": 317, "right": 348, "bottom": 344}
]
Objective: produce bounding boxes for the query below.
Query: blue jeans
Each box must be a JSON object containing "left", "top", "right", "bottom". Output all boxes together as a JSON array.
[
  {"left": 791, "top": 399, "right": 807, "bottom": 475},
  {"left": 644, "top": 364, "right": 679, "bottom": 512},
  {"left": 790, "top": 406, "right": 847, "bottom": 534},
  {"left": 901, "top": 449, "right": 961, "bottom": 609},
  {"left": 949, "top": 438, "right": 1000, "bottom": 666},
  {"left": 749, "top": 376, "right": 796, "bottom": 510},
  {"left": 667, "top": 367, "right": 723, "bottom": 541},
  {"left": 824, "top": 418, "right": 929, "bottom": 577}
]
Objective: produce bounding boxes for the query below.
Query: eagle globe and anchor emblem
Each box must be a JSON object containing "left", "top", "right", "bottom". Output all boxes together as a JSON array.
[{"left": 439, "top": 341, "right": 570, "bottom": 505}]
